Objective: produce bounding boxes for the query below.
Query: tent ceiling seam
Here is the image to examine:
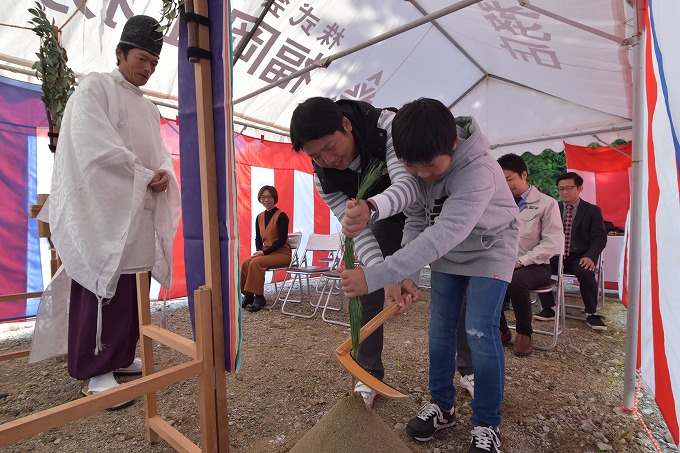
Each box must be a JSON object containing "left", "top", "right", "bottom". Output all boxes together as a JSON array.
[
  {"left": 519, "top": 0, "right": 633, "bottom": 46},
  {"left": 487, "top": 74, "right": 632, "bottom": 121},
  {"left": 408, "top": 0, "right": 487, "bottom": 75},
  {"left": 490, "top": 124, "right": 632, "bottom": 149},
  {"left": 449, "top": 75, "right": 487, "bottom": 109}
]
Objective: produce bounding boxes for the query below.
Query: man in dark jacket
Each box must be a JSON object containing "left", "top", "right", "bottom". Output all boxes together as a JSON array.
[
  {"left": 535, "top": 172, "right": 608, "bottom": 330},
  {"left": 290, "top": 97, "right": 420, "bottom": 406}
]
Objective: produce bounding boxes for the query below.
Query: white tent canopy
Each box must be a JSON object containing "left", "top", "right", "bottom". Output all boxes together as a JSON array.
[
  {"left": 228, "top": 0, "right": 635, "bottom": 153},
  {"left": 1, "top": 0, "right": 633, "bottom": 153}
]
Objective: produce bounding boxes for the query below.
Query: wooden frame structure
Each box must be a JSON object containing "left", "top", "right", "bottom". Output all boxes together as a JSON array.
[
  {"left": 0, "top": 274, "right": 222, "bottom": 451},
  {"left": 0, "top": 0, "right": 232, "bottom": 450}
]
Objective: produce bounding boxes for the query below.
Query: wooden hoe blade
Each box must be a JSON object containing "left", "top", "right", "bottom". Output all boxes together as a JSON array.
[{"left": 335, "top": 301, "right": 407, "bottom": 399}]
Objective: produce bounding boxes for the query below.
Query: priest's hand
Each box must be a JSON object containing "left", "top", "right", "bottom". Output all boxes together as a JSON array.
[{"left": 149, "top": 169, "right": 169, "bottom": 192}]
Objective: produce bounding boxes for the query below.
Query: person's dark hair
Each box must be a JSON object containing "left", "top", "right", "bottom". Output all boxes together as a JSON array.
[
  {"left": 497, "top": 153, "right": 527, "bottom": 176},
  {"left": 258, "top": 185, "right": 279, "bottom": 203},
  {"left": 557, "top": 171, "right": 583, "bottom": 187},
  {"left": 290, "top": 97, "right": 345, "bottom": 152},
  {"left": 115, "top": 43, "right": 135, "bottom": 66},
  {"left": 392, "top": 98, "right": 457, "bottom": 164}
]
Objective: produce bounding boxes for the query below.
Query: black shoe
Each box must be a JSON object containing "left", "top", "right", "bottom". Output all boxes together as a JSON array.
[
  {"left": 405, "top": 401, "right": 455, "bottom": 442},
  {"left": 469, "top": 426, "right": 501, "bottom": 453},
  {"left": 241, "top": 294, "right": 254, "bottom": 309},
  {"left": 534, "top": 307, "right": 555, "bottom": 321},
  {"left": 586, "top": 314, "right": 607, "bottom": 331},
  {"left": 246, "top": 295, "right": 266, "bottom": 312}
]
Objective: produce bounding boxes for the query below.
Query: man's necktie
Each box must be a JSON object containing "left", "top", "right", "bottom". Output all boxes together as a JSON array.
[
  {"left": 514, "top": 196, "right": 525, "bottom": 211},
  {"left": 564, "top": 205, "right": 574, "bottom": 256}
]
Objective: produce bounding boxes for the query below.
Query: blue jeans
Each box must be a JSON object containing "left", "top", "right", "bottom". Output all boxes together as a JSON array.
[{"left": 429, "top": 272, "right": 507, "bottom": 428}]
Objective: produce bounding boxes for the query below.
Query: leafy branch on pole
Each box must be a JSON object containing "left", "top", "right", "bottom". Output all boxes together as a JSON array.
[
  {"left": 159, "top": 0, "right": 185, "bottom": 34},
  {"left": 342, "top": 159, "right": 385, "bottom": 358},
  {"left": 28, "top": 1, "right": 75, "bottom": 129}
]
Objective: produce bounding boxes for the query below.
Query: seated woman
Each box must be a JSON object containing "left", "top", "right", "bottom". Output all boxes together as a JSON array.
[{"left": 241, "top": 185, "right": 292, "bottom": 312}]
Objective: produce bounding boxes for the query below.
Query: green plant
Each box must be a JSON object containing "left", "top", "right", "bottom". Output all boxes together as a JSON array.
[
  {"left": 342, "top": 159, "right": 385, "bottom": 358},
  {"left": 28, "top": 2, "right": 75, "bottom": 128},
  {"left": 523, "top": 149, "right": 567, "bottom": 199},
  {"left": 159, "top": 0, "right": 185, "bottom": 34}
]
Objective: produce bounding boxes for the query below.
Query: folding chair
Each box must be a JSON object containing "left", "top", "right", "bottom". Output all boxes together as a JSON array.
[
  {"left": 279, "top": 233, "right": 341, "bottom": 318},
  {"left": 563, "top": 253, "right": 605, "bottom": 320},
  {"left": 529, "top": 255, "right": 566, "bottom": 351},
  {"left": 264, "top": 232, "right": 302, "bottom": 310},
  {"left": 318, "top": 269, "right": 349, "bottom": 327}
]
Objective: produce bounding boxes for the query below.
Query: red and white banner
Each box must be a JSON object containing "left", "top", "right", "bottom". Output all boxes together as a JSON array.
[
  {"left": 234, "top": 134, "right": 340, "bottom": 282},
  {"left": 564, "top": 141, "right": 632, "bottom": 230},
  {"left": 635, "top": 2, "right": 680, "bottom": 445}
]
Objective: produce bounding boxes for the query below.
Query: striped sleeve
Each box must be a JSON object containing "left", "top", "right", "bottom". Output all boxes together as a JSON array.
[
  {"left": 368, "top": 110, "right": 420, "bottom": 220},
  {"left": 314, "top": 173, "right": 386, "bottom": 267}
]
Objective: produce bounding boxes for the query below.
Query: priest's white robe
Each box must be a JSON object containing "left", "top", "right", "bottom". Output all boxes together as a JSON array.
[{"left": 30, "top": 69, "right": 180, "bottom": 362}]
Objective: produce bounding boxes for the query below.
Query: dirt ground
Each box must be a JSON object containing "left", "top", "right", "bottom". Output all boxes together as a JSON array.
[{"left": 0, "top": 273, "right": 678, "bottom": 453}]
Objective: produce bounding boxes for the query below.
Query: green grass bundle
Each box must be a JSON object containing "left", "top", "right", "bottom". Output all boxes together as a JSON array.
[{"left": 342, "top": 159, "right": 385, "bottom": 358}]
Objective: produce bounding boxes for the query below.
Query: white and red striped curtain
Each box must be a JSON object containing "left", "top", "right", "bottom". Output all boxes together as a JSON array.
[
  {"left": 633, "top": 1, "right": 680, "bottom": 445},
  {"left": 564, "top": 141, "right": 632, "bottom": 230},
  {"left": 234, "top": 134, "right": 341, "bottom": 282}
]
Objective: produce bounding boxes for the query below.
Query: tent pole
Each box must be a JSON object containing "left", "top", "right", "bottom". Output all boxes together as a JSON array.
[
  {"left": 490, "top": 125, "right": 633, "bottom": 149},
  {"left": 519, "top": 1, "right": 633, "bottom": 45},
  {"left": 234, "top": 0, "right": 484, "bottom": 105},
  {"left": 622, "top": 0, "right": 646, "bottom": 411},
  {"left": 232, "top": 0, "right": 275, "bottom": 62},
  {"left": 0, "top": 53, "right": 178, "bottom": 103}
]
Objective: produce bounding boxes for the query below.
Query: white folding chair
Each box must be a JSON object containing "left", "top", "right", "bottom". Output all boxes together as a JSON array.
[
  {"left": 563, "top": 253, "right": 605, "bottom": 320},
  {"left": 279, "top": 233, "right": 341, "bottom": 318},
  {"left": 529, "top": 255, "right": 566, "bottom": 350},
  {"left": 264, "top": 232, "right": 302, "bottom": 310},
  {"left": 318, "top": 269, "right": 349, "bottom": 327}
]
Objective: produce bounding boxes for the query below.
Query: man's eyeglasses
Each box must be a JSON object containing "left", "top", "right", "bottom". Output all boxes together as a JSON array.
[
  {"left": 557, "top": 186, "right": 577, "bottom": 192},
  {"left": 259, "top": 195, "right": 274, "bottom": 200}
]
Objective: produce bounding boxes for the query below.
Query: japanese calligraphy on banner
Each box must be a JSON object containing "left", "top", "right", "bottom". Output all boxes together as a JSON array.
[
  {"left": 232, "top": 4, "right": 346, "bottom": 95},
  {"left": 479, "top": 1, "right": 561, "bottom": 69}
]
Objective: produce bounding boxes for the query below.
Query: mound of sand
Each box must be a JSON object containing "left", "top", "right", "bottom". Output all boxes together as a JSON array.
[{"left": 289, "top": 394, "right": 412, "bottom": 453}]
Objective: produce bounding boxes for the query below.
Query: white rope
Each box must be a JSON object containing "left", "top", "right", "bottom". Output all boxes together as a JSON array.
[{"left": 94, "top": 295, "right": 104, "bottom": 355}]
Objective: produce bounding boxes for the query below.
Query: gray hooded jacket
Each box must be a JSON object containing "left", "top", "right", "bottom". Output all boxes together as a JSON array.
[{"left": 363, "top": 116, "right": 519, "bottom": 293}]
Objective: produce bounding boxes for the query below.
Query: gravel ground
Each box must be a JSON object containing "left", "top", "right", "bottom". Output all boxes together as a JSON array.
[{"left": 0, "top": 272, "right": 678, "bottom": 453}]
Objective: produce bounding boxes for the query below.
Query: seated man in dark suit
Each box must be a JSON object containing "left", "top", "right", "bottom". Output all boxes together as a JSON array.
[{"left": 535, "top": 172, "right": 608, "bottom": 330}]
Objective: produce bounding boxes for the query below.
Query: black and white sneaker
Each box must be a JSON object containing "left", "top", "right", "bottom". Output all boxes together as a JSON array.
[
  {"left": 469, "top": 426, "right": 501, "bottom": 453},
  {"left": 405, "top": 401, "right": 456, "bottom": 442},
  {"left": 534, "top": 307, "right": 555, "bottom": 321},
  {"left": 586, "top": 314, "right": 607, "bottom": 331}
]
